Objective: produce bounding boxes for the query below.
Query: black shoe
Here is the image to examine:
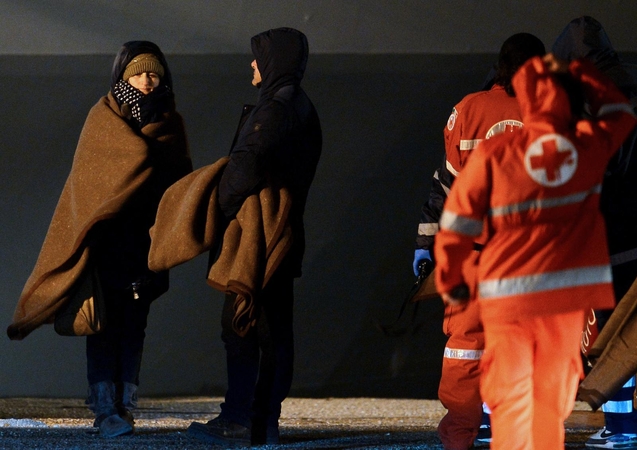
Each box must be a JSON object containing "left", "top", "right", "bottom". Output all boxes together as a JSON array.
[{"left": 188, "top": 416, "right": 251, "bottom": 446}]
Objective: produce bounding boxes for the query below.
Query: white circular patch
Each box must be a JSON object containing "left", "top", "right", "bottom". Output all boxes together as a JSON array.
[
  {"left": 447, "top": 108, "right": 457, "bottom": 131},
  {"left": 524, "top": 134, "right": 577, "bottom": 187}
]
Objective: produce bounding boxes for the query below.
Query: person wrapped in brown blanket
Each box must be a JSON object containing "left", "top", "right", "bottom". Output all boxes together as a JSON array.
[
  {"left": 7, "top": 92, "right": 190, "bottom": 339},
  {"left": 147, "top": 156, "right": 294, "bottom": 337},
  {"left": 7, "top": 40, "right": 192, "bottom": 438}
]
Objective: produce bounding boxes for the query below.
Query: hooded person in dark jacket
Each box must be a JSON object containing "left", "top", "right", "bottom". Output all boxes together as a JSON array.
[
  {"left": 187, "top": 28, "right": 322, "bottom": 447},
  {"left": 552, "top": 16, "right": 637, "bottom": 450}
]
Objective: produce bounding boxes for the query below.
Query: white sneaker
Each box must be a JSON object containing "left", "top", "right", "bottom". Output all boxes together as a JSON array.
[{"left": 586, "top": 427, "right": 637, "bottom": 449}]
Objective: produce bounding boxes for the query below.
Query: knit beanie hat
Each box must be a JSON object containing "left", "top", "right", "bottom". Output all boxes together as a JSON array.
[{"left": 122, "top": 53, "right": 165, "bottom": 81}]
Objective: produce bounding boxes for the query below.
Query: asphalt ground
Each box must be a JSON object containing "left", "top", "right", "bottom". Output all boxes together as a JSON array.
[{"left": 0, "top": 397, "right": 601, "bottom": 449}]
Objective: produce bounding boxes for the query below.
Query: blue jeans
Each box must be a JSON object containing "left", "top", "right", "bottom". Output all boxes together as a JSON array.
[
  {"left": 600, "top": 258, "right": 637, "bottom": 434},
  {"left": 86, "top": 285, "right": 152, "bottom": 386}
]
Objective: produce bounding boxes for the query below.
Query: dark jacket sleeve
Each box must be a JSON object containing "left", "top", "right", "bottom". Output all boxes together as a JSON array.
[
  {"left": 219, "top": 99, "right": 288, "bottom": 219},
  {"left": 416, "top": 152, "right": 455, "bottom": 251}
]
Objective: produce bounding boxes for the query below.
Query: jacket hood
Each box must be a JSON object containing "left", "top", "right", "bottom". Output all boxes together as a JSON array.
[
  {"left": 552, "top": 16, "right": 637, "bottom": 105},
  {"left": 251, "top": 28, "right": 308, "bottom": 97},
  {"left": 110, "top": 41, "right": 173, "bottom": 90},
  {"left": 513, "top": 56, "right": 571, "bottom": 129},
  {"left": 552, "top": 16, "right": 619, "bottom": 72}
]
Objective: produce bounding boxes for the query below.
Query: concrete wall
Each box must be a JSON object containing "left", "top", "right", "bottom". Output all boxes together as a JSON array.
[
  {"left": 0, "top": 1, "right": 634, "bottom": 54},
  {"left": 1, "top": 2, "right": 636, "bottom": 398}
]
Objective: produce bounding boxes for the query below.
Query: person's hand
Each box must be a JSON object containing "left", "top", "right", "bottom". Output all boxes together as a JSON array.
[
  {"left": 543, "top": 53, "right": 569, "bottom": 74},
  {"left": 441, "top": 283, "right": 470, "bottom": 306},
  {"left": 413, "top": 248, "right": 431, "bottom": 276}
]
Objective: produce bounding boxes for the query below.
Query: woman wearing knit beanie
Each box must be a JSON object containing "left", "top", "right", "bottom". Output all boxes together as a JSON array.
[
  {"left": 7, "top": 41, "right": 192, "bottom": 437},
  {"left": 85, "top": 41, "right": 193, "bottom": 437}
]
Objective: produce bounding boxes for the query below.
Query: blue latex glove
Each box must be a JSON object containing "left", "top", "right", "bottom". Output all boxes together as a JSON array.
[{"left": 413, "top": 248, "right": 431, "bottom": 276}]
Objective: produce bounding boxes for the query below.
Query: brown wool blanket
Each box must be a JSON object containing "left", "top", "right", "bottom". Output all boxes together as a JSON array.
[
  {"left": 8, "top": 93, "right": 190, "bottom": 340},
  {"left": 148, "top": 157, "right": 293, "bottom": 313},
  {"left": 578, "top": 275, "right": 637, "bottom": 410}
]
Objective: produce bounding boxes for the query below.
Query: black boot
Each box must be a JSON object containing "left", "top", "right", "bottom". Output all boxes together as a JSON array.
[{"left": 86, "top": 381, "right": 133, "bottom": 437}]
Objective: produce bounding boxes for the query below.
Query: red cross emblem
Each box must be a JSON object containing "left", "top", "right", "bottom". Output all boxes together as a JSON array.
[{"left": 524, "top": 134, "right": 577, "bottom": 187}]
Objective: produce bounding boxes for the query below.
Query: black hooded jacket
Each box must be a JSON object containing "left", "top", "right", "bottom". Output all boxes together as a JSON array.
[
  {"left": 219, "top": 28, "right": 322, "bottom": 276},
  {"left": 553, "top": 17, "right": 637, "bottom": 229}
]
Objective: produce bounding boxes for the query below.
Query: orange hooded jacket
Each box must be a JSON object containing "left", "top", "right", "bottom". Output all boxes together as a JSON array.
[{"left": 435, "top": 56, "right": 637, "bottom": 322}]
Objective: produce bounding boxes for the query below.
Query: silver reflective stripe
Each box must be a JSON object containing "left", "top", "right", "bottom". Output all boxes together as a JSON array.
[
  {"left": 602, "top": 400, "right": 633, "bottom": 413},
  {"left": 444, "top": 347, "right": 484, "bottom": 360},
  {"left": 446, "top": 159, "right": 459, "bottom": 177},
  {"left": 597, "top": 103, "right": 637, "bottom": 118},
  {"left": 601, "top": 376, "right": 636, "bottom": 413},
  {"left": 460, "top": 139, "right": 483, "bottom": 151},
  {"left": 479, "top": 265, "right": 612, "bottom": 299},
  {"left": 489, "top": 185, "right": 602, "bottom": 217},
  {"left": 611, "top": 247, "right": 637, "bottom": 266},
  {"left": 418, "top": 222, "right": 439, "bottom": 236},
  {"left": 434, "top": 170, "right": 451, "bottom": 195},
  {"left": 440, "top": 210, "right": 483, "bottom": 236}
]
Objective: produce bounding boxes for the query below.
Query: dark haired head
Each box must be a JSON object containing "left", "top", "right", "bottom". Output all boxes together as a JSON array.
[{"left": 494, "top": 33, "right": 546, "bottom": 96}]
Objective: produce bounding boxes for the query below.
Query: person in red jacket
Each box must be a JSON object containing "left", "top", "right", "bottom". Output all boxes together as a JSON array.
[
  {"left": 434, "top": 53, "right": 636, "bottom": 449},
  {"left": 413, "top": 32, "right": 545, "bottom": 449}
]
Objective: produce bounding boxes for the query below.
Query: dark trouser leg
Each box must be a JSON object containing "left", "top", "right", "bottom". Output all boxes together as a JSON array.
[
  {"left": 87, "top": 287, "right": 124, "bottom": 385},
  {"left": 253, "top": 271, "right": 295, "bottom": 428},
  {"left": 220, "top": 293, "right": 261, "bottom": 428},
  {"left": 117, "top": 294, "right": 151, "bottom": 385},
  {"left": 601, "top": 258, "right": 637, "bottom": 433},
  {"left": 219, "top": 267, "right": 295, "bottom": 429},
  {"left": 86, "top": 286, "right": 152, "bottom": 386}
]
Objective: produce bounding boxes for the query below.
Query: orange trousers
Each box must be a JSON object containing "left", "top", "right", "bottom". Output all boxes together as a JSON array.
[
  {"left": 480, "top": 310, "right": 584, "bottom": 450},
  {"left": 438, "top": 298, "right": 484, "bottom": 450}
]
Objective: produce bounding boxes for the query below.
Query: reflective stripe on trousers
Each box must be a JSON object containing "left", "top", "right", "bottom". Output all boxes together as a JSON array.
[{"left": 602, "top": 376, "right": 636, "bottom": 414}]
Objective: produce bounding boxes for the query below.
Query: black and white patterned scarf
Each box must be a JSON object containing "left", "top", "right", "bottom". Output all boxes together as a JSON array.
[{"left": 112, "top": 79, "right": 144, "bottom": 123}]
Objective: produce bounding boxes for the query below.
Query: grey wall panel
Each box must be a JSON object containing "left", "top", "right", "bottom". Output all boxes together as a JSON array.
[
  {"left": 0, "top": 1, "right": 634, "bottom": 55},
  {"left": 2, "top": 52, "right": 635, "bottom": 398}
]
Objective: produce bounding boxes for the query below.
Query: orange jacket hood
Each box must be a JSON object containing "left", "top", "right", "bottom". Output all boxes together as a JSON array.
[{"left": 513, "top": 56, "right": 572, "bottom": 130}]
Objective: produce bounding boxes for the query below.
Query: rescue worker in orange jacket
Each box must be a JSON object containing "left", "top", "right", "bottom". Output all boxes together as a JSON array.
[
  {"left": 413, "top": 33, "right": 545, "bottom": 449},
  {"left": 434, "top": 53, "right": 637, "bottom": 450}
]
